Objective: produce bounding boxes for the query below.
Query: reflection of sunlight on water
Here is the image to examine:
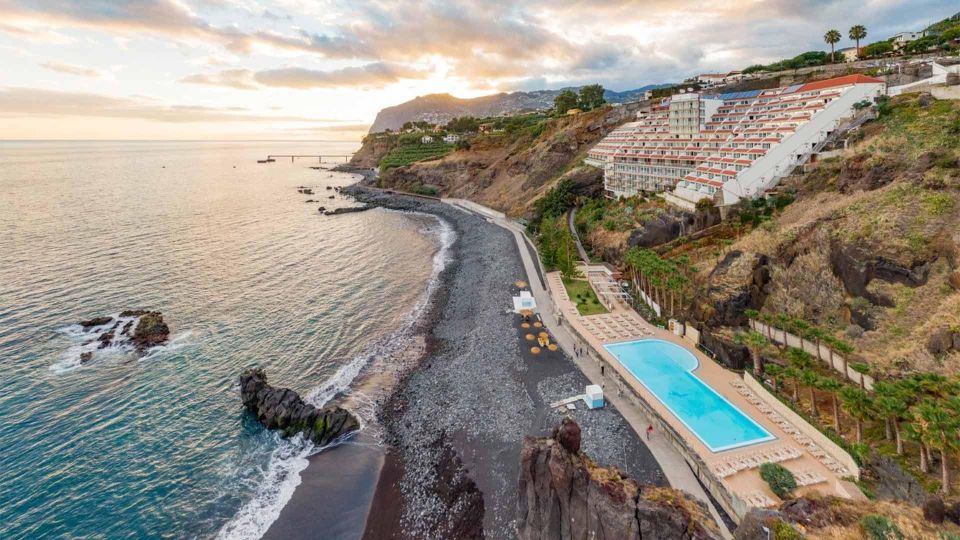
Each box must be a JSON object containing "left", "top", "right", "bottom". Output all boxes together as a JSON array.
[
  {"left": 0, "top": 141, "right": 449, "bottom": 539},
  {"left": 219, "top": 213, "right": 455, "bottom": 538}
]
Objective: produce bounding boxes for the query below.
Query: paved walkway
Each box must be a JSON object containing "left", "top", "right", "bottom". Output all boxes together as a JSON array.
[
  {"left": 444, "top": 198, "right": 733, "bottom": 539},
  {"left": 567, "top": 207, "right": 590, "bottom": 263}
]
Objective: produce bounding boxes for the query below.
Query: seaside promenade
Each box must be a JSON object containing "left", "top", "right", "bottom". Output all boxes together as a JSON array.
[{"left": 444, "top": 198, "right": 734, "bottom": 538}]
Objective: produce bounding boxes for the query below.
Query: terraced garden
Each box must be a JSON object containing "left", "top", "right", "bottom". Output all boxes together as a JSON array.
[{"left": 378, "top": 142, "right": 454, "bottom": 171}]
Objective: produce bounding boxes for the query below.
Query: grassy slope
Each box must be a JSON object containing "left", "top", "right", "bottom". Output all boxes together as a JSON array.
[{"left": 723, "top": 94, "right": 960, "bottom": 375}]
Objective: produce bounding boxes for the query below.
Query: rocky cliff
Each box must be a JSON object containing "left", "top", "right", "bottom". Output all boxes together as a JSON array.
[
  {"left": 372, "top": 104, "right": 641, "bottom": 217},
  {"left": 517, "top": 418, "right": 719, "bottom": 540},
  {"left": 239, "top": 368, "right": 360, "bottom": 446}
]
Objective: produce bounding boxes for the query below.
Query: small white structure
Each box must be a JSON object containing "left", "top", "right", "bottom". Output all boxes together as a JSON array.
[
  {"left": 443, "top": 133, "right": 460, "bottom": 143},
  {"left": 512, "top": 290, "right": 537, "bottom": 313},
  {"left": 584, "top": 385, "right": 605, "bottom": 409},
  {"left": 421, "top": 135, "right": 434, "bottom": 143}
]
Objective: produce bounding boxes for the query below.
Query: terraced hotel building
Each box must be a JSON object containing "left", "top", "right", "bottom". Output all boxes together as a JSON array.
[{"left": 586, "top": 75, "right": 885, "bottom": 209}]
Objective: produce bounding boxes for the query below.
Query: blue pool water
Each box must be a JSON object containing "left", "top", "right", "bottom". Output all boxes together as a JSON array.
[{"left": 604, "top": 339, "right": 774, "bottom": 452}]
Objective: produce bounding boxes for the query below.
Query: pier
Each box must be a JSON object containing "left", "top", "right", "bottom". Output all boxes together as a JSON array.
[{"left": 258, "top": 154, "right": 354, "bottom": 164}]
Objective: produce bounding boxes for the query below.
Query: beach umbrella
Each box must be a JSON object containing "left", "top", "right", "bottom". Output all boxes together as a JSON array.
[
  {"left": 547, "top": 344, "right": 558, "bottom": 352},
  {"left": 520, "top": 322, "right": 531, "bottom": 329},
  {"left": 531, "top": 347, "right": 541, "bottom": 354},
  {"left": 538, "top": 332, "right": 548, "bottom": 339},
  {"left": 533, "top": 321, "right": 543, "bottom": 328},
  {"left": 515, "top": 280, "right": 528, "bottom": 288},
  {"left": 525, "top": 334, "right": 535, "bottom": 341}
]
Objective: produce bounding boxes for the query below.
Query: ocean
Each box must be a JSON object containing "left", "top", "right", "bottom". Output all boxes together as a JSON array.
[{"left": 0, "top": 141, "right": 451, "bottom": 539}]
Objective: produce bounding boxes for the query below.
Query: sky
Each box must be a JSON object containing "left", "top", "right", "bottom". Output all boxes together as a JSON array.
[{"left": 1, "top": 0, "right": 956, "bottom": 141}]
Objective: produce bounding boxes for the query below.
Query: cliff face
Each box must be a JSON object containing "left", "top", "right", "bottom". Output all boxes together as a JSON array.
[
  {"left": 690, "top": 94, "right": 960, "bottom": 376},
  {"left": 517, "top": 418, "right": 719, "bottom": 540},
  {"left": 376, "top": 104, "right": 640, "bottom": 217}
]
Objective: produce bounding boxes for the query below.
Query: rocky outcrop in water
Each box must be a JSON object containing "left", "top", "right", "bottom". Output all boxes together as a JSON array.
[
  {"left": 323, "top": 205, "right": 372, "bottom": 216},
  {"left": 76, "top": 310, "right": 169, "bottom": 355},
  {"left": 517, "top": 418, "right": 719, "bottom": 540},
  {"left": 239, "top": 368, "right": 360, "bottom": 446}
]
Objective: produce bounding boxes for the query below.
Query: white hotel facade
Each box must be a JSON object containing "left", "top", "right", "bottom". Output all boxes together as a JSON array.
[{"left": 586, "top": 75, "right": 885, "bottom": 210}]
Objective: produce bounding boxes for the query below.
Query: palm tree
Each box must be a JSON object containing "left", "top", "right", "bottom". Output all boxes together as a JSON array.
[
  {"left": 760, "top": 312, "right": 776, "bottom": 341},
  {"left": 818, "top": 377, "right": 844, "bottom": 433},
  {"left": 874, "top": 383, "right": 909, "bottom": 455},
  {"left": 736, "top": 330, "right": 769, "bottom": 377},
  {"left": 765, "top": 364, "right": 785, "bottom": 392},
  {"left": 786, "top": 347, "right": 814, "bottom": 404},
  {"left": 800, "top": 370, "right": 820, "bottom": 418},
  {"left": 850, "top": 362, "right": 870, "bottom": 389},
  {"left": 840, "top": 386, "right": 873, "bottom": 444},
  {"left": 784, "top": 366, "right": 801, "bottom": 403},
  {"left": 849, "top": 25, "right": 868, "bottom": 58},
  {"left": 825, "top": 29, "right": 842, "bottom": 62},
  {"left": 915, "top": 399, "right": 958, "bottom": 495},
  {"left": 833, "top": 339, "right": 855, "bottom": 381},
  {"left": 806, "top": 327, "right": 825, "bottom": 363}
]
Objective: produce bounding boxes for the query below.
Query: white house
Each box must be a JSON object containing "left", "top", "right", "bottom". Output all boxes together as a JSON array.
[
  {"left": 696, "top": 73, "right": 728, "bottom": 87},
  {"left": 442, "top": 133, "right": 459, "bottom": 143},
  {"left": 421, "top": 135, "right": 434, "bottom": 143},
  {"left": 891, "top": 31, "right": 924, "bottom": 49}
]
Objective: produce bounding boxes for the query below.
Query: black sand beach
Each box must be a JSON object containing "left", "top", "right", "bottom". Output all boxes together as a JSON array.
[{"left": 266, "top": 185, "right": 665, "bottom": 539}]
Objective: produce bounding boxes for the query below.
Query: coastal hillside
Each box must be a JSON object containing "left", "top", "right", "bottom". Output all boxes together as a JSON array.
[
  {"left": 368, "top": 86, "right": 665, "bottom": 133},
  {"left": 354, "top": 104, "right": 642, "bottom": 216}
]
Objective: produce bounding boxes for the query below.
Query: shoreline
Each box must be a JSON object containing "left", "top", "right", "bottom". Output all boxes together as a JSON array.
[{"left": 264, "top": 184, "right": 667, "bottom": 539}]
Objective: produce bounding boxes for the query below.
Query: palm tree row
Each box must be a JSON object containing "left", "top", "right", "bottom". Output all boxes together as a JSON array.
[
  {"left": 743, "top": 309, "right": 857, "bottom": 379},
  {"left": 748, "top": 338, "right": 960, "bottom": 495},
  {"left": 623, "top": 247, "right": 691, "bottom": 318}
]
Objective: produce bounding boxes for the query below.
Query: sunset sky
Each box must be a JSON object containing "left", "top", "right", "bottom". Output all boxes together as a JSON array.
[{"left": 1, "top": 0, "right": 955, "bottom": 141}]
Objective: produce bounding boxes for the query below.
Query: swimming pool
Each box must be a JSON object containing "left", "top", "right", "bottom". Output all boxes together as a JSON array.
[{"left": 604, "top": 339, "right": 774, "bottom": 452}]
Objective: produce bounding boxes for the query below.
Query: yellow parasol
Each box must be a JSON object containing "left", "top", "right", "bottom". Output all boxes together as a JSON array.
[
  {"left": 530, "top": 346, "right": 541, "bottom": 354},
  {"left": 525, "top": 333, "right": 535, "bottom": 341}
]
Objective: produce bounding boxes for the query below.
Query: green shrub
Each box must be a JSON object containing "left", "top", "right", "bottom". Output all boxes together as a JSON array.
[
  {"left": 860, "top": 514, "right": 903, "bottom": 540},
  {"left": 772, "top": 520, "right": 802, "bottom": 540},
  {"left": 759, "top": 462, "right": 797, "bottom": 498}
]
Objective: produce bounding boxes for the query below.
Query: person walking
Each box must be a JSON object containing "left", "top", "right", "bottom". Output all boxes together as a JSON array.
[{"left": 646, "top": 424, "right": 654, "bottom": 441}]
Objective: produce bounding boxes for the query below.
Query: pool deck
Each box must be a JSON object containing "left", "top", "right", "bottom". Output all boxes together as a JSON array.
[{"left": 547, "top": 268, "right": 861, "bottom": 510}]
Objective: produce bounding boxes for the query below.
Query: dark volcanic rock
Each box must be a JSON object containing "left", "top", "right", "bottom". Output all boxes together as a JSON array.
[
  {"left": 239, "top": 367, "right": 359, "bottom": 447},
  {"left": 829, "top": 243, "right": 932, "bottom": 306},
  {"left": 517, "top": 419, "right": 718, "bottom": 540},
  {"left": 132, "top": 312, "right": 170, "bottom": 350},
  {"left": 694, "top": 251, "right": 771, "bottom": 327},
  {"left": 79, "top": 316, "right": 113, "bottom": 328},
  {"left": 733, "top": 508, "right": 789, "bottom": 540},
  {"left": 323, "top": 205, "right": 372, "bottom": 216},
  {"left": 698, "top": 327, "right": 750, "bottom": 370},
  {"left": 861, "top": 452, "right": 927, "bottom": 505}
]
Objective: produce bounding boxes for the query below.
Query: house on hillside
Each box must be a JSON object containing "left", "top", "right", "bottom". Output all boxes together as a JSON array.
[
  {"left": 442, "top": 133, "right": 459, "bottom": 143},
  {"left": 421, "top": 135, "right": 434, "bottom": 143},
  {"left": 837, "top": 47, "right": 859, "bottom": 62},
  {"left": 479, "top": 123, "right": 495, "bottom": 133},
  {"left": 696, "top": 73, "right": 728, "bottom": 87},
  {"left": 566, "top": 108, "right": 583, "bottom": 115},
  {"left": 891, "top": 31, "right": 926, "bottom": 49}
]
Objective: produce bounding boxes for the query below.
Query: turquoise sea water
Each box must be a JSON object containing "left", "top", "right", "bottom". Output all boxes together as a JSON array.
[
  {"left": 604, "top": 339, "right": 774, "bottom": 452},
  {"left": 0, "top": 141, "right": 448, "bottom": 539}
]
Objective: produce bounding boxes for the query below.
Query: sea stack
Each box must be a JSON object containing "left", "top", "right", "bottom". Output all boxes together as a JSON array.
[
  {"left": 517, "top": 418, "right": 719, "bottom": 540},
  {"left": 239, "top": 368, "right": 360, "bottom": 446}
]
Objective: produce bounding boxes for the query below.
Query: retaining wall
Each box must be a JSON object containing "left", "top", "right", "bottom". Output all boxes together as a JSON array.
[{"left": 749, "top": 320, "right": 874, "bottom": 390}]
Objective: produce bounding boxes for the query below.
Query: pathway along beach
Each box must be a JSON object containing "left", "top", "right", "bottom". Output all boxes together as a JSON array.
[{"left": 266, "top": 185, "right": 666, "bottom": 539}]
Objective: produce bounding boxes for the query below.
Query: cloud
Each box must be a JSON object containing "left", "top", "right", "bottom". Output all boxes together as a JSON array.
[
  {"left": 40, "top": 60, "right": 105, "bottom": 77},
  {"left": 181, "top": 62, "right": 430, "bottom": 90},
  {"left": 0, "top": 87, "right": 320, "bottom": 123},
  {"left": 181, "top": 69, "right": 258, "bottom": 90},
  {"left": 253, "top": 63, "right": 429, "bottom": 89}
]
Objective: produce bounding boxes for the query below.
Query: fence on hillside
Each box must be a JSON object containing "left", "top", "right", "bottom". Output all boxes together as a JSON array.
[{"left": 748, "top": 320, "right": 874, "bottom": 390}]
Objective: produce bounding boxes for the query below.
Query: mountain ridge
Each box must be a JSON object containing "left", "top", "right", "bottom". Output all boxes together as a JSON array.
[{"left": 368, "top": 85, "right": 668, "bottom": 133}]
